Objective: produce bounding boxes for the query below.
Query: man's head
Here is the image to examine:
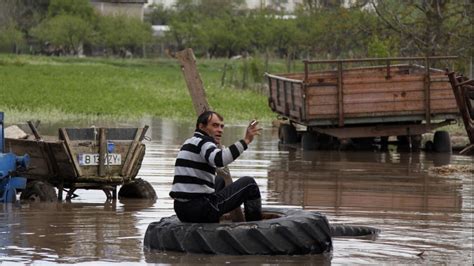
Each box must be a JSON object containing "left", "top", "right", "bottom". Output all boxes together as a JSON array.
[{"left": 196, "top": 111, "right": 224, "bottom": 144}]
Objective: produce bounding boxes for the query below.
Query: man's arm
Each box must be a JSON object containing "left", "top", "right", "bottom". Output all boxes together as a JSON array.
[{"left": 201, "top": 140, "right": 247, "bottom": 168}]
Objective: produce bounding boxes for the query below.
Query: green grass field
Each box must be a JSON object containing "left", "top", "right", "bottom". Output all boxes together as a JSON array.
[{"left": 0, "top": 54, "right": 284, "bottom": 123}]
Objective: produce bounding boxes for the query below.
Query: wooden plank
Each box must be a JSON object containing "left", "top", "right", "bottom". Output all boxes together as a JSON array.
[
  {"left": 430, "top": 99, "right": 458, "bottom": 110},
  {"left": 430, "top": 82, "right": 453, "bottom": 90},
  {"left": 343, "top": 81, "right": 425, "bottom": 94},
  {"left": 308, "top": 100, "right": 424, "bottom": 115},
  {"left": 342, "top": 90, "right": 457, "bottom": 105},
  {"left": 49, "top": 142, "right": 73, "bottom": 162},
  {"left": 345, "top": 100, "right": 425, "bottom": 114},
  {"left": 424, "top": 59, "right": 432, "bottom": 125},
  {"left": 307, "top": 94, "right": 338, "bottom": 105},
  {"left": 342, "top": 75, "right": 425, "bottom": 85},
  {"left": 59, "top": 128, "right": 83, "bottom": 177},
  {"left": 175, "top": 48, "right": 209, "bottom": 115},
  {"left": 128, "top": 144, "right": 146, "bottom": 179},
  {"left": 306, "top": 86, "right": 337, "bottom": 96},
  {"left": 337, "top": 62, "right": 344, "bottom": 126},
  {"left": 80, "top": 166, "right": 123, "bottom": 177},
  {"left": 308, "top": 104, "right": 338, "bottom": 115},
  {"left": 124, "top": 143, "right": 145, "bottom": 178},
  {"left": 120, "top": 128, "right": 142, "bottom": 177},
  {"left": 98, "top": 128, "right": 107, "bottom": 177}
]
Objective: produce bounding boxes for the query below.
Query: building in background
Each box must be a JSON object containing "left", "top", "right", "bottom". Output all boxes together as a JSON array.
[
  {"left": 147, "top": 0, "right": 304, "bottom": 13},
  {"left": 91, "top": 0, "right": 148, "bottom": 20}
]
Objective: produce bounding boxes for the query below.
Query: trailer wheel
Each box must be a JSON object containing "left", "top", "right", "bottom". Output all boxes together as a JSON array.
[
  {"left": 433, "top": 131, "right": 451, "bottom": 153},
  {"left": 301, "top": 132, "right": 319, "bottom": 150},
  {"left": 119, "top": 178, "right": 157, "bottom": 200},
  {"left": 20, "top": 181, "right": 57, "bottom": 202},
  {"left": 279, "top": 124, "right": 297, "bottom": 144}
]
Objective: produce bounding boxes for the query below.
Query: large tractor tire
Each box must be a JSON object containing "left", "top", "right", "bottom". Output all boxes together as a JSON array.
[
  {"left": 330, "top": 224, "right": 380, "bottom": 237},
  {"left": 144, "top": 208, "right": 380, "bottom": 255},
  {"left": 144, "top": 208, "right": 332, "bottom": 255},
  {"left": 20, "top": 181, "right": 57, "bottom": 202}
]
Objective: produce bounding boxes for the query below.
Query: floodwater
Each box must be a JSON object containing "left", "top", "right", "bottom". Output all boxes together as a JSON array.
[{"left": 1, "top": 118, "right": 473, "bottom": 265}]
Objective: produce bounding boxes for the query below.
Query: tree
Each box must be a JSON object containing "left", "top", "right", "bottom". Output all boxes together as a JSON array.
[
  {"left": 245, "top": 10, "right": 278, "bottom": 70},
  {"left": 0, "top": 0, "right": 49, "bottom": 45},
  {"left": 165, "top": 0, "right": 206, "bottom": 51},
  {"left": 202, "top": 14, "right": 250, "bottom": 57},
  {"left": 48, "top": 0, "right": 96, "bottom": 21},
  {"left": 0, "top": 24, "right": 25, "bottom": 53},
  {"left": 98, "top": 15, "right": 152, "bottom": 55},
  {"left": 370, "top": 0, "right": 472, "bottom": 57},
  {"left": 145, "top": 3, "right": 172, "bottom": 25},
  {"left": 31, "top": 14, "right": 95, "bottom": 55}
]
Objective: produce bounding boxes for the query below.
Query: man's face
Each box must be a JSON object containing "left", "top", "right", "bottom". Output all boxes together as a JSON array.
[{"left": 199, "top": 114, "right": 224, "bottom": 144}]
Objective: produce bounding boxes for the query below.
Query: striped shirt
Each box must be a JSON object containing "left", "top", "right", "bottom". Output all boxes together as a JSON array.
[{"left": 169, "top": 129, "right": 248, "bottom": 199}]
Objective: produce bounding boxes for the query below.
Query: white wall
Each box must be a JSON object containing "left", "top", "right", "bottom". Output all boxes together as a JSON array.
[{"left": 147, "top": 0, "right": 304, "bottom": 12}]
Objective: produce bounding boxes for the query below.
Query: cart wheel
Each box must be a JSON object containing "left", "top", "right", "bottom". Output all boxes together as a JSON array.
[
  {"left": 20, "top": 181, "right": 57, "bottom": 202},
  {"left": 433, "top": 131, "right": 452, "bottom": 153},
  {"left": 279, "top": 124, "right": 297, "bottom": 144},
  {"left": 118, "top": 178, "right": 157, "bottom": 200}
]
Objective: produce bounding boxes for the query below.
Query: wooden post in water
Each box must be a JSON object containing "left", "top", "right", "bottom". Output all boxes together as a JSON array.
[{"left": 176, "top": 48, "right": 245, "bottom": 222}]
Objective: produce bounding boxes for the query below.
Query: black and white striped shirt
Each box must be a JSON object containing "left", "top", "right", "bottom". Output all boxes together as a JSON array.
[{"left": 170, "top": 129, "right": 248, "bottom": 199}]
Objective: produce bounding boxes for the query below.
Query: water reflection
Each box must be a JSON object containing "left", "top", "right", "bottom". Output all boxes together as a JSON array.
[
  {"left": 268, "top": 150, "right": 462, "bottom": 213},
  {"left": 1, "top": 201, "right": 144, "bottom": 263},
  {"left": 1, "top": 117, "right": 472, "bottom": 265}
]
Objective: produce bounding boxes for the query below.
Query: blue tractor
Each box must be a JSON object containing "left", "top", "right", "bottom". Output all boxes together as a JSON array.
[{"left": 0, "top": 112, "right": 29, "bottom": 203}]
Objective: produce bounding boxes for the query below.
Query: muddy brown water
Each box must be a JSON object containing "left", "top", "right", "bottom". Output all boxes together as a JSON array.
[{"left": 1, "top": 118, "right": 473, "bottom": 264}]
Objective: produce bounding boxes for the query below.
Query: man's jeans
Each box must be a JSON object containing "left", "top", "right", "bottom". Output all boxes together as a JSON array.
[{"left": 174, "top": 176, "right": 261, "bottom": 223}]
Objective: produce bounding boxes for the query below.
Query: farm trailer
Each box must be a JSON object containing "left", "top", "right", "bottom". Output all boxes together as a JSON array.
[
  {"left": 266, "top": 56, "right": 459, "bottom": 151},
  {"left": 4, "top": 125, "right": 156, "bottom": 201}
]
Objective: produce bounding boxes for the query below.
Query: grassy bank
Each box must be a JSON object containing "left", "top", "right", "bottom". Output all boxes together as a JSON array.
[{"left": 0, "top": 54, "right": 282, "bottom": 124}]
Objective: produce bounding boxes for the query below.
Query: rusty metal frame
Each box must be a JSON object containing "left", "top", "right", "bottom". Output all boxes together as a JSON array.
[
  {"left": 312, "top": 120, "right": 454, "bottom": 139},
  {"left": 447, "top": 72, "right": 474, "bottom": 155}
]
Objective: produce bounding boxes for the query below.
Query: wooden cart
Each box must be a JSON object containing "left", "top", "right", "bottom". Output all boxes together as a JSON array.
[
  {"left": 4, "top": 126, "right": 151, "bottom": 201},
  {"left": 266, "top": 56, "right": 459, "bottom": 150}
]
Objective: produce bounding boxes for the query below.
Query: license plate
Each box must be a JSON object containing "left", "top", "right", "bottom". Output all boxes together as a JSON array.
[{"left": 78, "top": 153, "right": 122, "bottom": 166}]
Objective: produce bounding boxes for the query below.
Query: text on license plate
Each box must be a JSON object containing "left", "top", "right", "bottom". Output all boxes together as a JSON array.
[{"left": 78, "top": 153, "right": 122, "bottom": 166}]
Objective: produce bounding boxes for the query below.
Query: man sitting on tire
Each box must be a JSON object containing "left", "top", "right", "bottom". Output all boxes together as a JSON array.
[{"left": 170, "top": 111, "right": 262, "bottom": 223}]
